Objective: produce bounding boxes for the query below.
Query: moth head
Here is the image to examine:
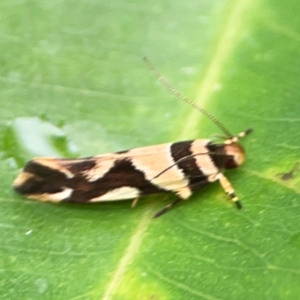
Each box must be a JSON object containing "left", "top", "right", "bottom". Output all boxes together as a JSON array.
[
  {"left": 223, "top": 142, "right": 246, "bottom": 169},
  {"left": 221, "top": 128, "right": 251, "bottom": 169}
]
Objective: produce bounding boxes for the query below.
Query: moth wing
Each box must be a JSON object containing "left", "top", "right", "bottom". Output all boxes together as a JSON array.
[
  {"left": 13, "top": 145, "right": 178, "bottom": 202},
  {"left": 13, "top": 141, "right": 219, "bottom": 203}
]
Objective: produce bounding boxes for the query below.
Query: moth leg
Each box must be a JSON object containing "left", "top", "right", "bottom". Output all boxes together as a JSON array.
[
  {"left": 153, "top": 198, "right": 181, "bottom": 218},
  {"left": 153, "top": 179, "right": 210, "bottom": 218},
  {"left": 218, "top": 173, "right": 242, "bottom": 209},
  {"left": 131, "top": 198, "right": 139, "bottom": 208}
]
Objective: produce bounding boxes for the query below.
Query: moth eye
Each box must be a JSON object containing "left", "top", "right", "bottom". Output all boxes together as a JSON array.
[{"left": 225, "top": 157, "right": 238, "bottom": 169}]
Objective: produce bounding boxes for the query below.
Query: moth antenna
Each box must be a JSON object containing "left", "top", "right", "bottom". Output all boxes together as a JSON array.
[
  {"left": 143, "top": 57, "right": 233, "bottom": 138},
  {"left": 152, "top": 152, "right": 213, "bottom": 180},
  {"left": 152, "top": 151, "right": 232, "bottom": 180}
]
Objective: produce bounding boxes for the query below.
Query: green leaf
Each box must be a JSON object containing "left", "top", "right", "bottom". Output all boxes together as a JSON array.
[{"left": 1, "top": 0, "right": 300, "bottom": 299}]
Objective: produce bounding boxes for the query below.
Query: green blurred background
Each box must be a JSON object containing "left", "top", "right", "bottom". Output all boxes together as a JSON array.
[{"left": 1, "top": 0, "right": 300, "bottom": 299}]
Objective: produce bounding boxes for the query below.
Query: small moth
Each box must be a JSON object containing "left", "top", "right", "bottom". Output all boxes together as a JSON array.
[{"left": 13, "top": 57, "right": 252, "bottom": 218}]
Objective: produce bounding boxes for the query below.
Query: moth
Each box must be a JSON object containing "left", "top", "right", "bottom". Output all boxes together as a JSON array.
[{"left": 13, "top": 57, "right": 252, "bottom": 218}]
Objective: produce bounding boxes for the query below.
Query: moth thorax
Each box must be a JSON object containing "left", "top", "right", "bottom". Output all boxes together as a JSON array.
[{"left": 223, "top": 142, "right": 245, "bottom": 169}]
